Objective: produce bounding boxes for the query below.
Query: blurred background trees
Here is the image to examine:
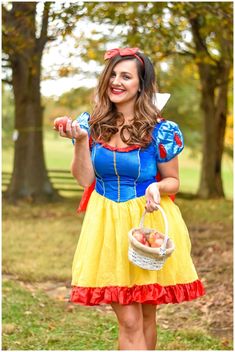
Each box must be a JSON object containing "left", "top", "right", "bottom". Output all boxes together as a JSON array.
[
  {"left": 2, "top": 1, "right": 233, "bottom": 201},
  {"left": 82, "top": 1, "right": 233, "bottom": 198},
  {"left": 3, "top": 2, "right": 55, "bottom": 201},
  {"left": 2, "top": 2, "right": 83, "bottom": 201}
]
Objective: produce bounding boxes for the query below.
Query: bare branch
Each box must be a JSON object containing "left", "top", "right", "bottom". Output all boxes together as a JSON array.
[
  {"left": 2, "top": 5, "right": 15, "bottom": 57},
  {"left": 2, "top": 62, "right": 12, "bottom": 68},
  {"left": 189, "top": 16, "right": 220, "bottom": 65},
  {"left": 47, "top": 35, "right": 57, "bottom": 42},
  {"left": 2, "top": 56, "right": 10, "bottom": 62},
  {"left": 2, "top": 3, "right": 13, "bottom": 24},
  {"left": 2, "top": 78, "right": 13, "bottom": 85},
  {"left": 178, "top": 49, "right": 196, "bottom": 58},
  {"left": 37, "top": 2, "right": 51, "bottom": 52},
  {"left": 157, "top": 49, "right": 196, "bottom": 61}
]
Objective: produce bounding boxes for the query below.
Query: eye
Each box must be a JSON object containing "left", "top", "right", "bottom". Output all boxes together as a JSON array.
[
  {"left": 123, "top": 75, "right": 131, "bottom": 80},
  {"left": 110, "top": 72, "right": 116, "bottom": 78}
]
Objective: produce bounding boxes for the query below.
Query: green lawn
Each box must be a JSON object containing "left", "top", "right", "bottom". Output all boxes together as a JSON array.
[
  {"left": 2, "top": 279, "right": 230, "bottom": 350},
  {"left": 178, "top": 149, "right": 233, "bottom": 198},
  {"left": 2, "top": 279, "right": 119, "bottom": 350},
  {"left": 2, "top": 129, "right": 233, "bottom": 350},
  {"left": 2, "top": 197, "right": 82, "bottom": 282},
  {"left": 3, "top": 196, "right": 232, "bottom": 283},
  {"left": 2, "top": 130, "right": 233, "bottom": 198},
  {"left": 2, "top": 193, "right": 233, "bottom": 350}
]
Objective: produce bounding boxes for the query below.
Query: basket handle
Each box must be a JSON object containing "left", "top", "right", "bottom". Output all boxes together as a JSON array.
[{"left": 139, "top": 205, "right": 169, "bottom": 250}]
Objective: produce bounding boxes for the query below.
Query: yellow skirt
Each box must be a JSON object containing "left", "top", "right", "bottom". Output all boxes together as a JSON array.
[{"left": 70, "top": 191, "right": 205, "bottom": 305}]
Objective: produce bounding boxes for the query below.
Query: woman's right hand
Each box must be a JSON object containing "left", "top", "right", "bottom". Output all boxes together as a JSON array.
[{"left": 56, "top": 117, "right": 88, "bottom": 141}]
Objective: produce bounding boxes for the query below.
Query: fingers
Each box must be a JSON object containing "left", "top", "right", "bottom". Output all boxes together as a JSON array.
[
  {"left": 145, "top": 183, "right": 161, "bottom": 213},
  {"left": 71, "top": 120, "right": 80, "bottom": 138},
  {"left": 55, "top": 116, "right": 88, "bottom": 141},
  {"left": 57, "top": 119, "right": 81, "bottom": 139},
  {"left": 145, "top": 199, "right": 159, "bottom": 213},
  {"left": 152, "top": 191, "right": 160, "bottom": 204}
]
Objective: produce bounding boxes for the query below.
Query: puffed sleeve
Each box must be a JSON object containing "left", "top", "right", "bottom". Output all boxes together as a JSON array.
[
  {"left": 153, "top": 120, "right": 184, "bottom": 162},
  {"left": 75, "top": 112, "right": 90, "bottom": 136}
]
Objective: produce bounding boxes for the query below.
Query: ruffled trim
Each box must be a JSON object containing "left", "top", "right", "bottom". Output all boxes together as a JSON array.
[
  {"left": 70, "top": 279, "right": 205, "bottom": 306},
  {"left": 98, "top": 141, "right": 141, "bottom": 152}
]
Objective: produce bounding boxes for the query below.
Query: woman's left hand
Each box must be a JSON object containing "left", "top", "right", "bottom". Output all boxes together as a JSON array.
[{"left": 145, "top": 183, "right": 161, "bottom": 212}]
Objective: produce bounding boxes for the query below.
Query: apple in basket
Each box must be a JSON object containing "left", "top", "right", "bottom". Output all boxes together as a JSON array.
[
  {"left": 132, "top": 230, "right": 150, "bottom": 246},
  {"left": 148, "top": 231, "right": 164, "bottom": 248}
]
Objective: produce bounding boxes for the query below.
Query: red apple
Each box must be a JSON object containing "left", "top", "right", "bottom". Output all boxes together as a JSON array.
[
  {"left": 133, "top": 231, "right": 147, "bottom": 245},
  {"left": 148, "top": 232, "right": 161, "bottom": 245},
  {"left": 133, "top": 230, "right": 149, "bottom": 246},
  {"left": 150, "top": 238, "right": 164, "bottom": 248},
  {"left": 53, "top": 116, "right": 71, "bottom": 132},
  {"left": 143, "top": 239, "right": 150, "bottom": 247}
]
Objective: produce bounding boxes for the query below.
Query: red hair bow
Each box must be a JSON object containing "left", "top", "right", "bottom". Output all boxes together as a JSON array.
[{"left": 104, "top": 47, "right": 144, "bottom": 65}]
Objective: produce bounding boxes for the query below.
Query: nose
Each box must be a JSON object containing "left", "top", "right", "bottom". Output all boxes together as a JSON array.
[{"left": 111, "top": 75, "right": 121, "bottom": 86}]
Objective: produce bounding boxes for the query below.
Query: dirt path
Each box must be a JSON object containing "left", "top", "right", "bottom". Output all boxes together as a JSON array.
[{"left": 3, "top": 222, "right": 233, "bottom": 347}]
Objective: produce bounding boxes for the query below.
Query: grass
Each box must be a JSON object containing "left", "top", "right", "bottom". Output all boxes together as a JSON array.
[
  {"left": 2, "top": 197, "right": 232, "bottom": 283},
  {"left": 178, "top": 149, "right": 233, "bottom": 198},
  {"left": 2, "top": 131, "right": 233, "bottom": 350},
  {"left": 176, "top": 198, "right": 233, "bottom": 225},
  {"left": 2, "top": 279, "right": 118, "bottom": 350},
  {"left": 2, "top": 130, "right": 233, "bottom": 199},
  {"left": 3, "top": 279, "right": 230, "bottom": 350},
  {"left": 44, "top": 131, "right": 74, "bottom": 170},
  {"left": 2, "top": 196, "right": 233, "bottom": 350},
  {"left": 2, "top": 198, "right": 82, "bottom": 282}
]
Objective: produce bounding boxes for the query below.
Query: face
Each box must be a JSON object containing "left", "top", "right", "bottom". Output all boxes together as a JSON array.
[{"left": 107, "top": 60, "right": 140, "bottom": 106}]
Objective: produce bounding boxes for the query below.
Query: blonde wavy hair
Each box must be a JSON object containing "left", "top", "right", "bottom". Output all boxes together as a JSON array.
[{"left": 89, "top": 52, "right": 161, "bottom": 148}]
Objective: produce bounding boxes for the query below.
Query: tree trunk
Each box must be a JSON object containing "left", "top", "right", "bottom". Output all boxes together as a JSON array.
[
  {"left": 197, "top": 62, "right": 230, "bottom": 198},
  {"left": 214, "top": 63, "right": 230, "bottom": 196},
  {"left": 5, "top": 3, "right": 58, "bottom": 202},
  {"left": 6, "top": 54, "right": 57, "bottom": 202},
  {"left": 189, "top": 16, "right": 230, "bottom": 199}
]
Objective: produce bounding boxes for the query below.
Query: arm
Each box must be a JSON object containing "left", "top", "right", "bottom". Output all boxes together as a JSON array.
[
  {"left": 58, "top": 118, "right": 95, "bottom": 188},
  {"left": 145, "top": 156, "right": 180, "bottom": 212},
  {"left": 156, "top": 156, "right": 180, "bottom": 194},
  {"left": 71, "top": 137, "right": 95, "bottom": 187}
]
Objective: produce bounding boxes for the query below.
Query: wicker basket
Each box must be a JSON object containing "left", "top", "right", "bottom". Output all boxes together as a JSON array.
[{"left": 128, "top": 205, "right": 175, "bottom": 270}]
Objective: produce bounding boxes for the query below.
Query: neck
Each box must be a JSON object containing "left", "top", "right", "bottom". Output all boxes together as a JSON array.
[{"left": 115, "top": 101, "right": 135, "bottom": 123}]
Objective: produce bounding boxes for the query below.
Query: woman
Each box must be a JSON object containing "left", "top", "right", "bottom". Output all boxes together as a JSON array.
[{"left": 56, "top": 48, "right": 205, "bottom": 350}]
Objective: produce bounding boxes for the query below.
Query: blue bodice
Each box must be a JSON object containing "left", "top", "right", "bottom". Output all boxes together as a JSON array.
[{"left": 76, "top": 112, "right": 184, "bottom": 202}]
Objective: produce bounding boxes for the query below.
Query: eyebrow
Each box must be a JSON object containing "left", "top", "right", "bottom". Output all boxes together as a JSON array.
[{"left": 112, "top": 70, "right": 132, "bottom": 75}]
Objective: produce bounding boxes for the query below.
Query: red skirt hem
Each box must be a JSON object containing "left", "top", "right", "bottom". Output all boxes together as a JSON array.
[{"left": 69, "top": 279, "right": 205, "bottom": 306}]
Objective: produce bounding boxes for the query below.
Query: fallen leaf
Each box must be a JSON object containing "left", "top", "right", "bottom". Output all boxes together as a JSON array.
[
  {"left": 2, "top": 323, "right": 17, "bottom": 334},
  {"left": 24, "top": 310, "right": 32, "bottom": 315}
]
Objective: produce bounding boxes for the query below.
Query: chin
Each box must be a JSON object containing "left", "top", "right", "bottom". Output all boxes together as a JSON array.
[{"left": 108, "top": 95, "right": 125, "bottom": 104}]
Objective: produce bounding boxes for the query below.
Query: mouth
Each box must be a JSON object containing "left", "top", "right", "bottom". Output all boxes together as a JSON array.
[{"left": 110, "top": 87, "right": 126, "bottom": 95}]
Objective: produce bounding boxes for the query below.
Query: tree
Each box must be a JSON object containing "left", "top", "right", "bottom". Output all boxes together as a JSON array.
[
  {"left": 2, "top": 2, "right": 82, "bottom": 201},
  {"left": 82, "top": 1, "right": 233, "bottom": 198},
  {"left": 2, "top": 84, "right": 14, "bottom": 148},
  {"left": 158, "top": 56, "right": 203, "bottom": 152},
  {"left": 184, "top": 3, "right": 232, "bottom": 198},
  {"left": 3, "top": 2, "right": 53, "bottom": 201},
  {"left": 3, "top": 2, "right": 232, "bottom": 200}
]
